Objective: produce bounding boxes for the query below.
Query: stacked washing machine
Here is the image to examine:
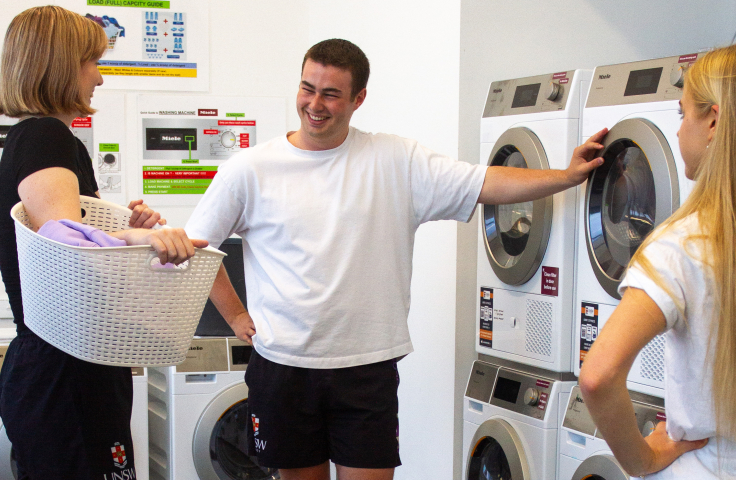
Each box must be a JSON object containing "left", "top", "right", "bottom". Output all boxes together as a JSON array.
[
  {"left": 574, "top": 53, "right": 701, "bottom": 397},
  {"left": 467, "top": 69, "right": 590, "bottom": 480},
  {"left": 469, "top": 52, "right": 703, "bottom": 480},
  {"left": 476, "top": 69, "right": 591, "bottom": 374}
]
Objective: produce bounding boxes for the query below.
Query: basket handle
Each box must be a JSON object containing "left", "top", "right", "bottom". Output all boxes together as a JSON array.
[{"left": 146, "top": 253, "right": 191, "bottom": 272}]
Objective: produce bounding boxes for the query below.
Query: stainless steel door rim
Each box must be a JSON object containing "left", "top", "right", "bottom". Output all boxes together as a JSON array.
[{"left": 482, "top": 127, "right": 553, "bottom": 286}]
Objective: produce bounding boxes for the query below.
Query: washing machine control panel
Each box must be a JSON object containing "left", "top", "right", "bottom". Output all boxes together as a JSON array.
[
  {"left": 563, "top": 385, "right": 666, "bottom": 438},
  {"left": 482, "top": 70, "right": 575, "bottom": 118},
  {"left": 465, "top": 360, "right": 500, "bottom": 403},
  {"left": 489, "top": 367, "right": 554, "bottom": 419},
  {"left": 175, "top": 337, "right": 253, "bottom": 373},
  {"left": 586, "top": 53, "right": 704, "bottom": 108}
]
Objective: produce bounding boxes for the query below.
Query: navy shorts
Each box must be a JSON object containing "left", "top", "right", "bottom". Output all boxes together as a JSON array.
[
  {"left": 0, "top": 332, "right": 135, "bottom": 480},
  {"left": 244, "top": 349, "right": 401, "bottom": 470}
]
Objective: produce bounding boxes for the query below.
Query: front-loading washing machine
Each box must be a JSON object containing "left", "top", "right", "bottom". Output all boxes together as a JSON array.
[
  {"left": 477, "top": 69, "right": 592, "bottom": 372},
  {"left": 148, "top": 337, "right": 278, "bottom": 480},
  {"left": 574, "top": 53, "right": 702, "bottom": 396},
  {"left": 557, "top": 385, "right": 664, "bottom": 480},
  {"left": 463, "top": 358, "right": 576, "bottom": 479}
]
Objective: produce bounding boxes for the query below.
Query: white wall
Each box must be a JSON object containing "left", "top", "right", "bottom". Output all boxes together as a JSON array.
[{"left": 456, "top": 1, "right": 736, "bottom": 479}]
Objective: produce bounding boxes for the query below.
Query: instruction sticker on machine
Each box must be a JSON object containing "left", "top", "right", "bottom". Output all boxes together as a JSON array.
[
  {"left": 579, "top": 302, "right": 599, "bottom": 367},
  {"left": 479, "top": 287, "right": 493, "bottom": 348}
]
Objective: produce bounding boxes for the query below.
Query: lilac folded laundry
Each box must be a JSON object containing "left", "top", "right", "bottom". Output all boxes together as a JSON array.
[{"left": 37, "top": 219, "right": 127, "bottom": 247}]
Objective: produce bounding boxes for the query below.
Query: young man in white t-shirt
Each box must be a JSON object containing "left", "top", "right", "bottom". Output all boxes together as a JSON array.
[{"left": 186, "top": 39, "right": 606, "bottom": 480}]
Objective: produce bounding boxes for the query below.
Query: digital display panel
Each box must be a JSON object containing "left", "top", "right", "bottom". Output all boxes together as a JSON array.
[
  {"left": 493, "top": 376, "right": 522, "bottom": 404},
  {"left": 511, "top": 83, "right": 541, "bottom": 108},
  {"left": 624, "top": 67, "right": 663, "bottom": 97},
  {"left": 145, "top": 127, "right": 198, "bottom": 151},
  {"left": 0, "top": 126, "right": 11, "bottom": 149}
]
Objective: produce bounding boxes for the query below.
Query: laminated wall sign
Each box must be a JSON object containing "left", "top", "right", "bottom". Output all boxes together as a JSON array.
[
  {"left": 90, "top": 92, "right": 128, "bottom": 205},
  {"left": 136, "top": 95, "right": 286, "bottom": 207},
  {"left": 0, "top": 0, "right": 210, "bottom": 91}
]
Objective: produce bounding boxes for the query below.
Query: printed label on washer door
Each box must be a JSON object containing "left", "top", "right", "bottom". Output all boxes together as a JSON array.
[
  {"left": 580, "top": 302, "right": 599, "bottom": 367},
  {"left": 479, "top": 287, "right": 493, "bottom": 347}
]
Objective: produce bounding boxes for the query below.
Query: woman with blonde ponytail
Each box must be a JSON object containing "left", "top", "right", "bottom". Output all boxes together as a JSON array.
[{"left": 580, "top": 44, "right": 736, "bottom": 479}]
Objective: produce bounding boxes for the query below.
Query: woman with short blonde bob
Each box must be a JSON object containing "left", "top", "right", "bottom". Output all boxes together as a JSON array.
[
  {"left": 580, "top": 44, "right": 736, "bottom": 479},
  {"left": 0, "top": 6, "right": 206, "bottom": 478}
]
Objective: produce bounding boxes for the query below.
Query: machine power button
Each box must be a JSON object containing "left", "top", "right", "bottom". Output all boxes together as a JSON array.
[
  {"left": 642, "top": 420, "right": 656, "bottom": 437},
  {"left": 524, "top": 387, "right": 540, "bottom": 406}
]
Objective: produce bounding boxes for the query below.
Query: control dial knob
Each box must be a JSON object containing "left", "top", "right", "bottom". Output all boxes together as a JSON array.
[
  {"left": 670, "top": 65, "right": 687, "bottom": 88},
  {"left": 546, "top": 81, "right": 562, "bottom": 101},
  {"left": 221, "top": 131, "right": 237, "bottom": 148},
  {"left": 524, "top": 387, "right": 540, "bottom": 406}
]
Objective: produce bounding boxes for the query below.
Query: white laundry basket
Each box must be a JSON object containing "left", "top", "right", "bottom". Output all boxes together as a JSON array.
[{"left": 11, "top": 196, "right": 225, "bottom": 367}]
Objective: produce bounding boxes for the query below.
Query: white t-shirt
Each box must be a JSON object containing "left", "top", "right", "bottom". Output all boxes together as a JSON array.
[
  {"left": 186, "top": 127, "right": 486, "bottom": 368},
  {"left": 620, "top": 214, "right": 736, "bottom": 479}
]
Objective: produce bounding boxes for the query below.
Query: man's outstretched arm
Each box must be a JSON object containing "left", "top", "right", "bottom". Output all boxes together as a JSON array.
[{"left": 477, "top": 128, "right": 607, "bottom": 205}]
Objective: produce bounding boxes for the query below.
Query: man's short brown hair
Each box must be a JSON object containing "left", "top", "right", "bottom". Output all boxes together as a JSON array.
[
  {"left": 0, "top": 6, "right": 107, "bottom": 118},
  {"left": 302, "top": 39, "right": 370, "bottom": 99}
]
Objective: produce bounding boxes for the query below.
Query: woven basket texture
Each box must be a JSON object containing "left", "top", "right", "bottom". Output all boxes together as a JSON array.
[{"left": 11, "top": 197, "right": 224, "bottom": 367}]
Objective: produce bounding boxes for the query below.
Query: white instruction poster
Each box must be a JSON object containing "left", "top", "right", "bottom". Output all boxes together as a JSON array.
[
  {"left": 136, "top": 95, "right": 286, "bottom": 206},
  {"left": 89, "top": 92, "right": 128, "bottom": 205},
  {"left": 0, "top": 0, "right": 209, "bottom": 91}
]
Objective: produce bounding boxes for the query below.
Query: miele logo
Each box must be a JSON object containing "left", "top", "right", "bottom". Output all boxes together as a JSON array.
[
  {"left": 598, "top": 74, "right": 611, "bottom": 80},
  {"left": 162, "top": 135, "right": 181, "bottom": 141},
  {"left": 492, "top": 88, "right": 503, "bottom": 93},
  {"left": 475, "top": 369, "right": 485, "bottom": 376},
  {"left": 189, "top": 346, "right": 203, "bottom": 351}
]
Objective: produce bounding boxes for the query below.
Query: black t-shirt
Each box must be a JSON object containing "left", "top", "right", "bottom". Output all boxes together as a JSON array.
[{"left": 0, "top": 117, "right": 98, "bottom": 333}]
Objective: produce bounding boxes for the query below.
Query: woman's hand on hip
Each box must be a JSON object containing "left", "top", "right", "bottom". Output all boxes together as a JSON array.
[{"left": 642, "top": 422, "right": 708, "bottom": 475}]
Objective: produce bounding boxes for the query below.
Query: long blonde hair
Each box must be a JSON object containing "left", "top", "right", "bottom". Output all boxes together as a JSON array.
[
  {"left": 630, "top": 44, "right": 736, "bottom": 441},
  {"left": 0, "top": 6, "right": 107, "bottom": 117}
]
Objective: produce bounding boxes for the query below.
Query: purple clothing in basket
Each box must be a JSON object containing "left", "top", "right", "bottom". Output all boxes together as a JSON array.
[{"left": 37, "top": 219, "right": 127, "bottom": 247}]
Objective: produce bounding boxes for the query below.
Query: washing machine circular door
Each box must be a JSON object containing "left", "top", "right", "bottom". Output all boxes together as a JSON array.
[
  {"left": 0, "top": 423, "right": 17, "bottom": 480},
  {"left": 571, "top": 454, "right": 628, "bottom": 480},
  {"left": 192, "top": 383, "right": 279, "bottom": 480},
  {"left": 585, "top": 118, "right": 679, "bottom": 299},
  {"left": 482, "top": 127, "right": 553, "bottom": 286},
  {"left": 465, "top": 418, "right": 530, "bottom": 480}
]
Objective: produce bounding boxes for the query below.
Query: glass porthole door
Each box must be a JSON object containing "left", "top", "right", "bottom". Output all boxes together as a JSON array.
[
  {"left": 571, "top": 454, "right": 628, "bottom": 480},
  {"left": 482, "top": 127, "right": 553, "bottom": 286},
  {"left": 193, "top": 383, "right": 279, "bottom": 480},
  {"left": 466, "top": 419, "right": 530, "bottom": 480},
  {"left": 585, "top": 118, "right": 679, "bottom": 299}
]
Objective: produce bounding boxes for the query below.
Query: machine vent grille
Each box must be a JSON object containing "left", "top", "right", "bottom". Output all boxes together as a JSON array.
[
  {"left": 640, "top": 334, "right": 665, "bottom": 383},
  {"left": 525, "top": 299, "right": 552, "bottom": 357}
]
